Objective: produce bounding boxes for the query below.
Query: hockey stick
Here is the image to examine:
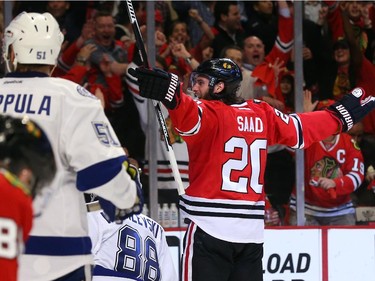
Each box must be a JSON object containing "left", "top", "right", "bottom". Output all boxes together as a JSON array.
[{"left": 125, "top": 0, "right": 185, "bottom": 195}]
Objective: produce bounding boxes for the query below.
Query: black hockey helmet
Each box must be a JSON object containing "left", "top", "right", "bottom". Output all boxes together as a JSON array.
[
  {"left": 0, "top": 115, "right": 56, "bottom": 197},
  {"left": 191, "top": 58, "right": 242, "bottom": 100}
]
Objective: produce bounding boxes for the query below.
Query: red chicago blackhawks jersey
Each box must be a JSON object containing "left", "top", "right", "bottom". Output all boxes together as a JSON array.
[
  {"left": 0, "top": 170, "right": 33, "bottom": 281},
  {"left": 170, "top": 94, "right": 339, "bottom": 243},
  {"left": 290, "top": 133, "right": 364, "bottom": 217}
]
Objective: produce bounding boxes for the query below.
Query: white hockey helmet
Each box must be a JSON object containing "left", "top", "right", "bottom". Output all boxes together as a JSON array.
[{"left": 3, "top": 12, "right": 64, "bottom": 71}]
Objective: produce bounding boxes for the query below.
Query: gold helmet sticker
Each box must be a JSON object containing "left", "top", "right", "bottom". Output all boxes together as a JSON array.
[{"left": 223, "top": 62, "right": 232, "bottom": 69}]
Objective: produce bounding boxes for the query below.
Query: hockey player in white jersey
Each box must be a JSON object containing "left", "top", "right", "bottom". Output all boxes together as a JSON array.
[
  {"left": 1, "top": 12, "right": 143, "bottom": 281},
  {"left": 87, "top": 209, "right": 178, "bottom": 281}
]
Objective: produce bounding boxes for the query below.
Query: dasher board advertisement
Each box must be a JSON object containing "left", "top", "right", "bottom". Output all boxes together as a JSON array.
[
  {"left": 263, "top": 229, "right": 322, "bottom": 281},
  {"left": 328, "top": 228, "right": 375, "bottom": 281}
]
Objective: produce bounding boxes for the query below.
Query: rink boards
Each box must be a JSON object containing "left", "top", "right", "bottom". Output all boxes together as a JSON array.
[{"left": 165, "top": 226, "right": 375, "bottom": 281}]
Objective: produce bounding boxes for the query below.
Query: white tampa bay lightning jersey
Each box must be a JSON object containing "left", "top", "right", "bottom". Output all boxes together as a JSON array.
[
  {"left": 0, "top": 72, "right": 137, "bottom": 281},
  {"left": 88, "top": 210, "right": 178, "bottom": 281}
]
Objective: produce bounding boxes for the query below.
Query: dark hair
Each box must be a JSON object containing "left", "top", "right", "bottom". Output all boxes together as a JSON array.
[
  {"left": 281, "top": 73, "right": 294, "bottom": 85},
  {"left": 219, "top": 45, "right": 243, "bottom": 58},
  {"left": 94, "top": 10, "right": 114, "bottom": 22},
  {"left": 333, "top": 38, "right": 349, "bottom": 51},
  {"left": 222, "top": 93, "right": 245, "bottom": 105},
  {"left": 167, "top": 20, "right": 191, "bottom": 50},
  {"left": 168, "top": 20, "right": 188, "bottom": 37},
  {"left": 214, "top": 1, "right": 238, "bottom": 23}
]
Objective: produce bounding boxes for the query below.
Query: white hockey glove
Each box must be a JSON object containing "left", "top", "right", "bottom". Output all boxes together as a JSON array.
[{"left": 99, "top": 161, "right": 143, "bottom": 224}]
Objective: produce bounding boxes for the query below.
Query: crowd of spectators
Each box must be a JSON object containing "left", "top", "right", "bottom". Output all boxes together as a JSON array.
[{"left": 1, "top": 0, "right": 374, "bottom": 226}]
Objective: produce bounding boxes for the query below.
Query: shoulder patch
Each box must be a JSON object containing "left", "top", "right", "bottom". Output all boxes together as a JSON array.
[
  {"left": 76, "top": 86, "right": 97, "bottom": 100},
  {"left": 351, "top": 138, "right": 361, "bottom": 150}
]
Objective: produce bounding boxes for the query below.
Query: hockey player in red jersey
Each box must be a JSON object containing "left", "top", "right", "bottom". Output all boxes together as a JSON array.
[
  {"left": 0, "top": 115, "right": 56, "bottom": 281},
  {"left": 129, "top": 58, "right": 375, "bottom": 281}
]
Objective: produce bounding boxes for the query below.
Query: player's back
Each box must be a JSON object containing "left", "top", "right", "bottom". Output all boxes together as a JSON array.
[
  {"left": 183, "top": 99, "right": 272, "bottom": 201},
  {"left": 175, "top": 94, "right": 330, "bottom": 243},
  {"left": 0, "top": 74, "right": 123, "bottom": 280},
  {"left": 88, "top": 211, "right": 178, "bottom": 281},
  {"left": 0, "top": 75, "right": 99, "bottom": 222},
  {"left": 178, "top": 99, "right": 275, "bottom": 243}
]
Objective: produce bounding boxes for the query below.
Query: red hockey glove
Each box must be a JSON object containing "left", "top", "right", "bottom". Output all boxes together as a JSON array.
[
  {"left": 129, "top": 67, "right": 181, "bottom": 109},
  {"left": 326, "top": 87, "right": 375, "bottom": 132}
]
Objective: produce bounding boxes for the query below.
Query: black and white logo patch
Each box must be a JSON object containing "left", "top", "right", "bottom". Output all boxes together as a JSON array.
[
  {"left": 76, "top": 86, "right": 97, "bottom": 99},
  {"left": 351, "top": 87, "right": 363, "bottom": 98}
]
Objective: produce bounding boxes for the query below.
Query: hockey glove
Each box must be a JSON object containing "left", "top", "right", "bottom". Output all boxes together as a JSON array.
[
  {"left": 326, "top": 87, "right": 375, "bottom": 132},
  {"left": 129, "top": 67, "right": 181, "bottom": 109},
  {"left": 99, "top": 161, "right": 144, "bottom": 224}
]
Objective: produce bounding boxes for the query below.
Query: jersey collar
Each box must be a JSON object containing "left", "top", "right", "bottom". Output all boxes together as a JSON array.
[
  {"left": 1, "top": 168, "right": 30, "bottom": 195},
  {"left": 5, "top": 71, "right": 49, "bottom": 78}
]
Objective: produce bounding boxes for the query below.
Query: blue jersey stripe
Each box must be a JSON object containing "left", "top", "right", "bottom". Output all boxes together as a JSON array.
[
  {"left": 94, "top": 265, "right": 142, "bottom": 280},
  {"left": 25, "top": 236, "right": 92, "bottom": 256},
  {"left": 77, "top": 155, "right": 126, "bottom": 191}
]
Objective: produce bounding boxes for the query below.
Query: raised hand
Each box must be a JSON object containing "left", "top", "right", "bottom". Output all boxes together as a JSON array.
[
  {"left": 129, "top": 67, "right": 181, "bottom": 109},
  {"left": 269, "top": 57, "right": 284, "bottom": 80},
  {"left": 326, "top": 87, "right": 375, "bottom": 132},
  {"left": 76, "top": 19, "right": 95, "bottom": 47},
  {"left": 75, "top": 43, "right": 97, "bottom": 66},
  {"left": 303, "top": 90, "right": 319, "bottom": 113}
]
